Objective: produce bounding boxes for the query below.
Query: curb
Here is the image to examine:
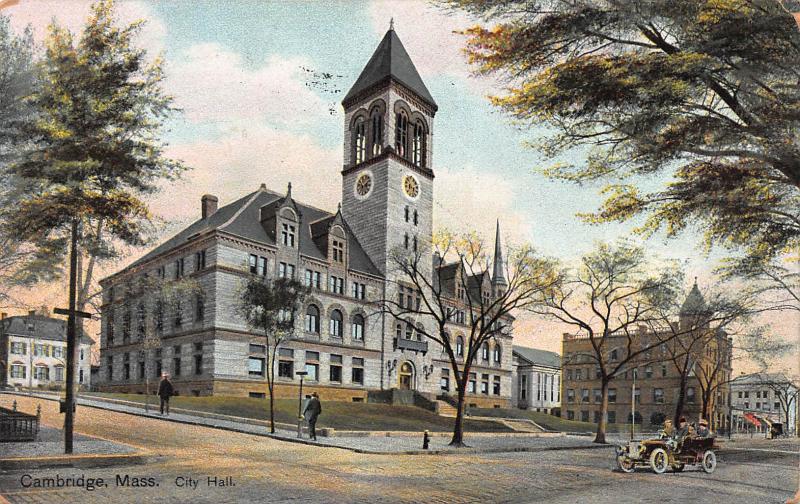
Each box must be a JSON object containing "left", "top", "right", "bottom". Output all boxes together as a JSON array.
[
  {"left": 2, "top": 392, "right": 614, "bottom": 457},
  {"left": 0, "top": 453, "right": 151, "bottom": 471}
]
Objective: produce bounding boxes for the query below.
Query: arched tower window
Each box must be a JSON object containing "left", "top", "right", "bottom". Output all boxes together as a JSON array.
[
  {"left": 456, "top": 336, "right": 464, "bottom": 357},
  {"left": 395, "top": 111, "right": 408, "bottom": 158},
  {"left": 329, "top": 309, "right": 343, "bottom": 338},
  {"left": 412, "top": 119, "right": 425, "bottom": 167},
  {"left": 305, "top": 304, "right": 320, "bottom": 334},
  {"left": 494, "top": 344, "right": 501, "bottom": 364},
  {"left": 369, "top": 108, "right": 383, "bottom": 157},
  {"left": 353, "top": 117, "right": 366, "bottom": 165}
]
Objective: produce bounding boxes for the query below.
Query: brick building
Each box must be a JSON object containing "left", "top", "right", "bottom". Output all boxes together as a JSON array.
[
  {"left": 560, "top": 284, "right": 733, "bottom": 431},
  {"left": 96, "top": 27, "right": 513, "bottom": 407}
]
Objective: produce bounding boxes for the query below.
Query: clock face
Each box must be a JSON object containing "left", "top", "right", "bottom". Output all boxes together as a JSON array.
[
  {"left": 354, "top": 172, "right": 373, "bottom": 199},
  {"left": 402, "top": 175, "right": 420, "bottom": 200}
]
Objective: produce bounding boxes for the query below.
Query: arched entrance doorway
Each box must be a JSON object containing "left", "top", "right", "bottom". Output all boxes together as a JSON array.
[{"left": 398, "top": 362, "right": 415, "bottom": 390}]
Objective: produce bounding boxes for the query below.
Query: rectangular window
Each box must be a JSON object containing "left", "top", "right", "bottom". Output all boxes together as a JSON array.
[
  {"left": 329, "top": 276, "right": 344, "bottom": 294},
  {"left": 687, "top": 387, "right": 696, "bottom": 403},
  {"left": 567, "top": 389, "right": 575, "bottom": 403},
  {"left": 661, "top": 364, "right": 667, "bottom": 377},
  {"left": 10, "top": 342, "right": 26, "bottom": 355},
  {"left": 305, "top": 363, "right": 319, "bottom": 381},
  {"left": 352, "top": 357, "right": 364, "bottom": 385},
  {"left": 194, "top": 354, "right": 203, "bottom": 375},
  {"left": 250, "top": 344, "right": 266, "bottom": 354},
  {"left": 174, "top": 303, "right": 182, "bottom": 329},
  {"left": 581, "top": 389, "right": 589, "bottom": 402},
  {"left": 195, "top": 250, "right": 206, "bottom": 271},
  {"left": 173, "top": 357, "right": 181, "bottom": 376},
  {"left": 608, "top": 388, "right": 617, "bottom": 403},
  {"left": 645, "top": 366, "right": 653, "bottom": 379},
  {"left": 581, "top": 410, "right": 589, "bottom": 422},
  {"left": 351, "top": 282, "right": 366, "bottom": 300},
  {"left": 34, "top": 366, "right": 49, "bottom": 381},
  {"left": 279, "top": 262, "right": 295, "bottom": 279},
  {"left": 175, "top": 257, "right": 185, "bottom": 279},
  {"left": 54, "top": 366, "right": 64, "bottom": 382},
  {"left": 257, "top": 256, "right": 267, "bottom": 276},
  {"left": 248, "top": 357, "right": 265, "bottom": 376},
  {"left": 249, "top": 254, "right": 258, "bottom": 274},
  {"left": 653, "top": 388, "right": 664, "bottom": 403},
  {"left": 468, "top": 373, "right": 477, "bottom": 394},
  {"left": 11, "top": 364, "right": 26, "bottom": 379},
  {"left": 281, "top": 223, "right": 296, "bottom": 247},
  {"left": 481, "top": 374, "right": 489, "bottom": 395},
  {"left": 332, "top": 239, "right": 344, "bottom": 263},
  {"left": 567, "top": 410, "right": 575, "bottom": 421},
  {"left": 278, "top": 360, "right": 293, "bottom": 378},
  {"left": 195, "top": 295, "right": 204, "bottom": 321},
  {"left": 593, "top": 389, "right": 602, "bottom": 404},
  {"left": 493, "top": 376, "right": 501, "bottom": 396},
  {"left": 329, "top": 359, "right": 342, "bottom": 383},
  {"left": 607, "top": 410, "right": 616, "bottom": 424}
]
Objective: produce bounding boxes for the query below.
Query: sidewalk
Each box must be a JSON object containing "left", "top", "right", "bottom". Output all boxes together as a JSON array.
[
  {"left": 1, "top": 391, "right": 613, "bottom": 455},
  {"left": 0, "top": 424, "right": 148, "bottom": 470}
]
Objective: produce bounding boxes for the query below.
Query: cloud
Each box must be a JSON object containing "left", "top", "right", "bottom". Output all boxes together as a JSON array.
[
  {"left": 158, "top": 124, "right": 341, "bottom": 224},
  {"left": 165, "top": 43, "right": 328, "bottom": 128},
  {"left": 5, "top": 0, "right": 165, "bottom": 55},
  {"left": 434, "top": 164, "right": 533, "bottom": 246}
]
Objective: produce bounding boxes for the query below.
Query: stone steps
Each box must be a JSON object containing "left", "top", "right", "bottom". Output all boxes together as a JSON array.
[{"left": 435, "top": 400, "right": 458, "bottom": 417}]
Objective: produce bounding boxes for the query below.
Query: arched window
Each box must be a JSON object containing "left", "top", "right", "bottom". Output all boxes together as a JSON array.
[
  {"left": 415, "top": 323, "right": 424, "bottom": 342},
  {"left": 456, "top": 336, "right": 464, "bottom": 357},
  {"left": 482, "top": 342, "right": 490, "bottom": 361},
  {"left": 395, "top": 111, "right": 408, "bottom": 157},
  {"left": 413, "top": 210, "right": 418, "bottom": 226},
  {"left": 329, "top": 309, "right": 343, "bottom": 338},
  {"left": 493, "top": 344, "right": 501, "bottom": 364},
  {"left": 353, "top": 117, "right": 366, "bottom": 164},
  {"left": 405, "top": 206, "right": 409, "bottom": 222},
  {"left": 395, "top": 322, "right": 403, "bottom": 338},
  {"left": 369, "top": 108, "right": 383, "bottom": 156},
  {"left": 412, "top": 119, "right": 425, "bottom": 166},
  {"left": 352, "top": 314, "right": 365, "bottom": 341},
  {"left": 305, "top": 305, "right": 320, "bottom": 334}
]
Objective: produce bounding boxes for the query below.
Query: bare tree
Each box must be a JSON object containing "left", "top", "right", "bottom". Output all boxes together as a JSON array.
[
  {"left": 752, "top": 372, "right": 800, "bottom": 434},
  {"left": 380, "top": 230, "right": 557, "bottom": 447},
  {"left": 238, "top": 276, "right": 308, "bottom": 433},
  {"left": 526, "top": 241, "right": 728, "bottom": 444}
]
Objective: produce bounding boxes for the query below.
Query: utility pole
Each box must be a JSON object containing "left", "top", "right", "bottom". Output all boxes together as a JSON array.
[
  {"left": 53, "top": 219, "right": 91, "bottom": 454},
  {"left": 631, "top": 368, "right": 637, "bottom": 441}
]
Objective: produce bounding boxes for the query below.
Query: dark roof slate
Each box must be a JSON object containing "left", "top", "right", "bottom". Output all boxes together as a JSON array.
[
  {"left": 1, "top": 315, "right": 95, "bottom": 345},
  {"left": 343, "top": 28, "right": 437, "bottom": 109},
  {"left": 513, "top": 345, "right": 561, "bottom": 369},
  {"left": 128, "top": 187, "right": 381, "bottom": 277}
]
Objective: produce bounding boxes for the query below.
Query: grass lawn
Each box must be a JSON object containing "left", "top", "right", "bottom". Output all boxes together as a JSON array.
[
  {"left": 85, "top": 393, "right": 512, "bottom": 433},
  {"left": 468, "top": 408, "right": 647, "bottom": 434}
]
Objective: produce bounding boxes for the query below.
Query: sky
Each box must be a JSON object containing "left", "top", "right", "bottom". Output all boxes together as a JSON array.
[{"left": 3, "top": 0, "right": 798, "bottom": 374}]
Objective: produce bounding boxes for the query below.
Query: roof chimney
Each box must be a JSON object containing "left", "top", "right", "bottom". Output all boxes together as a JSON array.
[{"left": 201, "top": 194, "right": 218, "bottom": 219}]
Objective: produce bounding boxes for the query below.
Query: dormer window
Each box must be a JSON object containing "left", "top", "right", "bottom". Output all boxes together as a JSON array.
[
  {"left": 353, "top": 117, "right": 366, "bottom": 164},
  {"left": 332, "top": 239, "right": 344, "bottom": 263},
  {"left": 281, "top": 223, "right": 296, "bottom": 247},
  {"left": 395, "top": 111, "right": 408, "bottom": 157},
  {"left": 412, "top": 119, "right": 425, "bottom": 167}
]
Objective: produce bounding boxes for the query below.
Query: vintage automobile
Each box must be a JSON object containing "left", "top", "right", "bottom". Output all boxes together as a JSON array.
[{"left": 615, "top": 435, "right": 719, "bottom": 474}]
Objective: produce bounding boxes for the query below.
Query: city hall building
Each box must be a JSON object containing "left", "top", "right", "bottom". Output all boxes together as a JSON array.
[{"left": 97, "top": 28, "right": 514, "bottom": 407}]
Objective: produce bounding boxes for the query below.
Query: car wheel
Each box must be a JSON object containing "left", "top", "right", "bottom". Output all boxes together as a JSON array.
[
  {"left": 617, "top": 454, "right": 635, "bottom": 474},
  {"left": 650, "top": 448, "right": 669, "bottom": 474},
  {"left": 702, "top": 450, "right": 717, "bottom": 474},
  {"left": 671, "top": 462, "right": 685, "bottom": 472}
]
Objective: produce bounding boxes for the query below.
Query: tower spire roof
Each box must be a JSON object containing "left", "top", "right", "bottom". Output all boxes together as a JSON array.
[
  {"left": 342, "top": 28, "right": 437, "bottom": 110},
  {"left": 492, "top": 220, "right": 507, "bottom": 287},
  {"left": 680, "top": 279, "right": 707, "bottom": 315}
]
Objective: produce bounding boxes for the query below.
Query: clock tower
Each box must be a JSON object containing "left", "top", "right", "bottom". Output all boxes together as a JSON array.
[{"left": 340, "top": 25, "right": 436, "bottom": 280}]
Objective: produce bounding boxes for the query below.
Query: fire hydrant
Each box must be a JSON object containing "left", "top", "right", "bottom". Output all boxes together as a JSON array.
[{"left": 423, "top": 430, "right": 430, "bottom": 450}]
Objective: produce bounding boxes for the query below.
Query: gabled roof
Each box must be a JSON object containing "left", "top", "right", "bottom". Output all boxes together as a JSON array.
[
  {"left": 343, "top": 28, "right": 437, "bottom": 110},
  {"left": 513, "top": 345, "right": 561, "bottom": 369},
  {"left": 732, "top": 373, "right": 794, "bottom": 386},
  {"left": 126, "top": 186, "right": 381, "bottom": 278},
  {"left": 1, "top": 315, "right": 94, "bottom": 345}
]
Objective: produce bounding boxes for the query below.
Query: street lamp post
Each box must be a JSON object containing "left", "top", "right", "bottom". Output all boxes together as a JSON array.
[
  {"left": 631, "top": 368, "right": 637, "bottom": 441},
  {"left": 296, "top": 370, "right": 308, "bottom": 438}
]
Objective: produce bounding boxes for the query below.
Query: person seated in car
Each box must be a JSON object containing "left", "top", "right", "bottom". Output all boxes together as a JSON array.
[
  {"left": 673, "top": 417, "right": 689, "bottom": 449},
  {"left": 659, "top": 419, "right": 674, "bottom": 439},
  {"left": 696, "top": 418, "right": 710, "bottom": 438}
]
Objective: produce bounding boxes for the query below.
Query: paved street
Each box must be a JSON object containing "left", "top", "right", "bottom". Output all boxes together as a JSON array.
[{"left": 1, "top": 395, "right": 797, "bottom": 503}]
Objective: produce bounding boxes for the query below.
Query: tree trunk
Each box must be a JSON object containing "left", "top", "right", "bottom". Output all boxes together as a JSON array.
[
  {"left": 674, "top": 372, "right": 688, "bottom": 426},
  {"left": 701, "top": 391, "right": 711, "bottom": 421},
  {"left": 594, "top": 378, "right": 610, "bottom": 444},
  {"left": 450, "top": 380, "right": 468, "bottom": 447},
  {"left": 268, "top": 382, "right": 275, "bottom": 434}
]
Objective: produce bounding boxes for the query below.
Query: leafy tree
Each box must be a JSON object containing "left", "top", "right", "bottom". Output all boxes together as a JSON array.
[
  {"left": 2, "top": 0, "right": 185, "bottom": 452},
  {"left": 381, "top": 230, "right": 558, "bottom": 446},
  {"left": 446, "top": 0, "right": 800, "bottom": 263},
  {"left": 239, "top": 277, "right": 308, "bottom": 433}
]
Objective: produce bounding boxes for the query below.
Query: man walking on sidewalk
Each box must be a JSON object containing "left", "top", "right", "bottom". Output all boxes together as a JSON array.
[
  {"left": 303, "top": 392, "right": 322, "bottom": 440},
  {"left": 158, "top": 373, "right": 174, "bottom": 416}
]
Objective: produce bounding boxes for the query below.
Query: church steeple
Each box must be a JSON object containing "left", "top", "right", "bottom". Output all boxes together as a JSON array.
[
  {"left": 492, "top": 220, "right": 507, "bottom": 291},
  {"left": 342, "top": 27, "right": 437, "bottom": 111}
]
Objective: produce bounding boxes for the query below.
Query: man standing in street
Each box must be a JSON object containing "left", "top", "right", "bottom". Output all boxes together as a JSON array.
[
  {"left": 158, "top": 372, "right": 174, "bottom": 416},
  {"left": 303, "top": 392, "right": 322, "bottom": 440}
]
